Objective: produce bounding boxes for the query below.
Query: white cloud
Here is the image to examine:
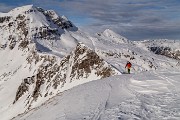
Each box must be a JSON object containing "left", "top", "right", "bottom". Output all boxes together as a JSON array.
[{"left": 1, "top": 0, "right": 180, "bottom": 40}]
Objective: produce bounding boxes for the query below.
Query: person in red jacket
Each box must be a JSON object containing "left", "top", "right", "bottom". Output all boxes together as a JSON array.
[{"left": 125, "top": 61, "right": 132, "bottom": 74}]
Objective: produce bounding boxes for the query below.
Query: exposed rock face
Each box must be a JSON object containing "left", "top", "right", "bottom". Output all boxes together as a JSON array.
[
  {"left": 0, "top": 16, "right": 11, "bottom": 23},
  {"left": 149, "top": 46, "right": 180, "bottom": 60},
  {"left": 0, "top": 5, "right": 77, "bottom": 52},
  {"left": 37, "top": 8, "right": 74, "bottom": 29},
  {"left": 70, "top": 43, "right": 118, "bottom": 80},
  {"left": 177, "top": 61, "right": 180, "bottom": 66},
  {"left": 14, "top": 76, "right": 35, "bottom": 103},
  {"left": 13, "top": 43, "right": 120, "bottom": 108}
]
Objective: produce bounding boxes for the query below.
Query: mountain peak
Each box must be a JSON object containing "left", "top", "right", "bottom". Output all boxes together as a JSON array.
[
  {"left": 98, "top": 29, "right": 128, "bottom": 43},
  {"left": 0, "top": 4, "right": 78, "bottom": 52},
  {"left": 103, "top": 29, "right": 126, "bottom": 39},
  {"left": 103, "top": 29, "right": 115, "bottom": 34},
  {"left": 8, "top": 4, "right": 35, "bottom": 14}
]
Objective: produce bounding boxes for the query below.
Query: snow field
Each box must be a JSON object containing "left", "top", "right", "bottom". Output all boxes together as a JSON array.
[{"left": 12, "top": 70, "right": 180, "bottom": 120}]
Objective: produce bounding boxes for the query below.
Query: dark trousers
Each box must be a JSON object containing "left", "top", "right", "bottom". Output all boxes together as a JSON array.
[{"left": 128, "top": 68, "right": 130, "bottom": 74}]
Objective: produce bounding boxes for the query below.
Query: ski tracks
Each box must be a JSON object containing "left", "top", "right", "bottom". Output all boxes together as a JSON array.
[
  {"left": 91, "top": 79, "right": 113, "bottom": 120},
  {"left": 100, "top": 71, "right": 180, "bottom": 120},
  {"left": 126, "top": 71, "right": 180, "bottom": 119}
]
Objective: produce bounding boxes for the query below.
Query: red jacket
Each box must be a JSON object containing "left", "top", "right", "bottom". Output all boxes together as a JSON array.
[{"left": 126, "top": 62, "right": 131, "bottom": 69}]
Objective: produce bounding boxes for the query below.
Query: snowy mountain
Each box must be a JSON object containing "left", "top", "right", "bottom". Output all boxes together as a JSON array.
[
  {"left": 0, "top": 5, "right": 180, "bottom": 120},
  {"left": 0, "top": 5, "right": 79, "bottom": 55},
  {"left": 136, "top": 39, "right": 180, "bottom": 60},
  {"left": 96, "top": 29, "right": 128, "bottom": 44},
  {"left": 13, "top": 43, "right": 120, "bottom": 109},
  {"left": 0, "top": 5, "right": 120, "bottom": 119}
]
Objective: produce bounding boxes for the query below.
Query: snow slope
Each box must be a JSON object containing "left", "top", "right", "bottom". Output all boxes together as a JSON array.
[
  {"left": 13, "top": 69, "right": 180, "bottom": 120},
  {"left": 92, "top": 32, "right": 180, "bottom": 73},
  {"left": 0, "top": 5, "right": 120, "bottom": 120}
]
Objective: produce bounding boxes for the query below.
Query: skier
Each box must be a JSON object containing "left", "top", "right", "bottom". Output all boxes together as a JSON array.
[{"left": 125, "top": 61, "right": 132, "bottom": 74}]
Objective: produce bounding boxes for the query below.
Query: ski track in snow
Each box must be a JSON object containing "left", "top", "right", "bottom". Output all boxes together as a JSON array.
[
  {"left": 9, "top": 70, "right": 180, "bottom": 120},
  {"left": 99, "top": 71, "right": 180, "bottom": 120}
]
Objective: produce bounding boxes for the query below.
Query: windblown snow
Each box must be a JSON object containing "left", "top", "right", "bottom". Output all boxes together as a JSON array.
[
  {"left": 13, "top": 71, "right": 180, "bottom": 120},
  {"left": 0, "top": 5, "right": 180, "bottom": 120}
]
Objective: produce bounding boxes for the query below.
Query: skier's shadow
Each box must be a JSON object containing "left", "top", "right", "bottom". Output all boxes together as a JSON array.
[
  {"left": 110, "top": 63, "right": 129, "bottom": 74},
  {"left": 122, "top": 72, "right": 129, "bottom": 74}
]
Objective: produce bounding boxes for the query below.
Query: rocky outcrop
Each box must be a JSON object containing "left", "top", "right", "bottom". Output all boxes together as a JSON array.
[
  {"left": 36, "top": 7, "right": 74, "bottom": 29},
  {"left": 13, "top": 76, "right": 35, "bottom": 103},
  {"left": 177, "top": 61, "right": 180, "bottom": 66},
  {"left": 70, "top": 43, "right": 119, "bottom": 80},
  {"left": 0, "top": 16, "right": 11, "bottom": 23},
  {"left": 149, "top": 46, "right": 180, "bottom": 60},
  {"left": 13, "top": 43, "right": 120, "bottom": 107}
]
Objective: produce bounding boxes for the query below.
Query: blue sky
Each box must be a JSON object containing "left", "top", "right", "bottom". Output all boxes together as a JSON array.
[{"left": 0, "top": 0, "right": 180, "bottom": 40}]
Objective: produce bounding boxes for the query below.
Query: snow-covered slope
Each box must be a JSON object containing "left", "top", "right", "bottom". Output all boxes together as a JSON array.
[
  {"left": 92, "top": 33, "right": 179, "bottom": 73},
  {"left": 13, "top": 42, "right": 120, "bottom": 107},
  {"left": 0, "top": 5, "right": 180, "bottom": 120},
  {"left": 96, "top": 29, "right": 128, "bottom": 44},
  {"left": 13, "top": 70, "right": 180, "bottom": 120},
  {"left": 0, "top": 40, "right": 120, "bottom": 120},
  {"left": 135, "top": 39, "right": 180, "bottom": 60}
]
